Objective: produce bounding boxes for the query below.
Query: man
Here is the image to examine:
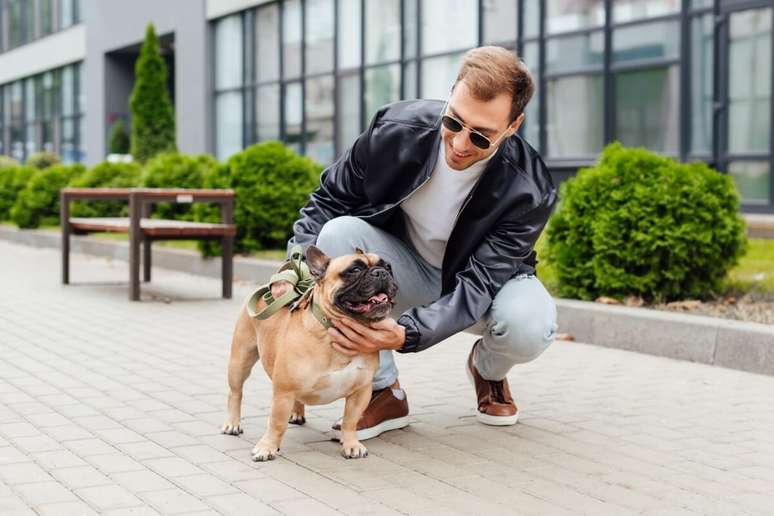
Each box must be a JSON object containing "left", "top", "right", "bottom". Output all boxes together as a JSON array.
[{"left": 273, "top": 46, "right": 557, "bottom": 439}]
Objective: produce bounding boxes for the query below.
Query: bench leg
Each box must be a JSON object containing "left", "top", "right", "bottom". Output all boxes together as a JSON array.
[
  {"left": 129, "top": 196, "right": 141, "bottom": 301},
  {"left": 222, "top": 236, "right": 233, "bottom": 299},
  {"left": 143, "top": 237, "right": 152, "bottom": 282},
  {"left": 62, "top": 223, "right": 70, "bottom": 285}
]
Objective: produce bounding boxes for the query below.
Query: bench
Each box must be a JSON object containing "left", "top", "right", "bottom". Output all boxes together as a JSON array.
[{"left": 61, "top": 188, "right": 236, "bottom": 301}]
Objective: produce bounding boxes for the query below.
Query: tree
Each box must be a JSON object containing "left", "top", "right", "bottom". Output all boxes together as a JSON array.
[
  {"left": 129, "top": 23, "right": 176, "bottom": 162},
  {"left": 109, "top": 119, "right": 130, "bottom": 154}
]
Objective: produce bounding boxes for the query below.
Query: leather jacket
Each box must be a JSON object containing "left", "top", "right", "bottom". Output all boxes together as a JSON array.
[{"left": 288, "top": 99, "right": 557, "bottom": 353}]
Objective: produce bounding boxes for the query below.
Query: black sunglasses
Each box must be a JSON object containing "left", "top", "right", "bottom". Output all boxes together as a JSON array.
[{"left": 441, "top": 112, "right": 510, "bottom": 150}]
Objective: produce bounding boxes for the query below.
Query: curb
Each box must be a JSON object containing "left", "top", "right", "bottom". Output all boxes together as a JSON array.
[{"left": 2, "top": 225, "right": 773, "bottom": 376}]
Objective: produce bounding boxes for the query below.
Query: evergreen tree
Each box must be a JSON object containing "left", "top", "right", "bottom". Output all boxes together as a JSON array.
[
  {"left": 129, "top": 23, "right": 176, "bottom": 162},
  {"left": 109, "top": 119, "right": 130, "bottom": 154}
]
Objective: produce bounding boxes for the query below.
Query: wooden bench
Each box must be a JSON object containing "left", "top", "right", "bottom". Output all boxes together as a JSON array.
[{"left": 61, "top": 188, "right": 236, "bottom": 301}]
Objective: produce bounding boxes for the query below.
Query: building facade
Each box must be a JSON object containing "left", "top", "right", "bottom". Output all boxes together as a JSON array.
[{"left": 0, "top": 0, "right": 772, "bottom": 213}]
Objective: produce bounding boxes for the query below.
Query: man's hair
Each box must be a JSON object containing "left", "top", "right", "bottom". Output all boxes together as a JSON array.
[{"left": 453, "top": 46, "right": 535, "bottom": 122}]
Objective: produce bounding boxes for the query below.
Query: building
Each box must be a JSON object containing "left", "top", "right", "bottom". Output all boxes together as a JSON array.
[{"left": 0, "top": 0, "right": 772, "bottom": 213}]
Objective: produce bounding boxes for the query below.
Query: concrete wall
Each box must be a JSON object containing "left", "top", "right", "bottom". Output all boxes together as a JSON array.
[
  {"left": 0, "top": 25, "right": 86, "bottom": 84},
  {"left": 206, "top": 0, "right": 272, "bottom": 20},
  {"left": 84, "top": 0, "right": 211, "bottom": 164}
]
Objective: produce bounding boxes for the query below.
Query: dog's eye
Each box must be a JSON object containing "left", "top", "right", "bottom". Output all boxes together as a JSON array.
[{"left": 349, "top": 265, "right": 363, "bottom": 274}]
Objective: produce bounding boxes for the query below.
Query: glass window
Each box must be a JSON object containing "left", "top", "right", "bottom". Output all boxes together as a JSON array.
[
  {"left": 690, "top": 14, "right": 713, "bottom": 155},
  {"left": 365, "top": 0, "right": 400, "bottom": 65},
  {"left": 60, "top": 0, "right": 74, "bottom": 29},
  {"left": 255, "top": 4, "right": 280, "bottom": 83},
  {"left": 546, "top": 31, "right": 604, "bottom": 73},
  {"left": 215, "top": 91, "right": 243, "bottom": 160},
  {"left": 283, "top": 0, "right": 302, "bottom": 79},
  {"left": 215, "top": 15, "right": 243, "bottom": 90},
  {"left": 305, "top": 75, "right": 335, "bottom": 165},
  {"left": 613, "top": 0, "right": 680, "bottom": 24},
  {"left": 77, "top": 115, "right": 85, "bottom": 161},
  {"left": 727, "top": 9, "right": 771, "bottom": 155},
  {"left": 420, "top": 53, "right": 463, "bottom": 101},
  {"left": 727, "top": 161, "right": 770, "bottom": 205},
  {"left": 613, "top": 20, "right": 680, "bottom": 63},
  {"left": 256, "top": 84, "right": 280, "bottom": 141},
  {"left": 75, "top": 63, "right": 85, "bottom": 114},
  {"left": 421, "top": 0, "right": 477, "bottom": 55},
  {"left": 483, "top": 0, "right": 517, "bottom": 44},
  {"left": 365, "top": 64, "right": 400, "bottom": 125},
  {"left": 337, "top": 73, "right": 360, "bottom": 154},
  {"left": 9, "top": 0, "right": 25, "bottom": 48},
  {"left": 690, "top": 0, "right": 712, "bottom": 9},
  {"left": 523, "top": 0, "right": 540, "bottom": 38},
  {"left": 61, "top": 117, "right": 76, "bottom": 163},
  {"left": 305, "top": 0, "right": 334, "bottom": 75},
  {"left": 522, "top": 42, "right": 540, "bottom": 149},
  {"left": 403, "top": 61, "right": 418, "bottom": 99},
  {"left": 404, "top": 0, "right": 418, "bottom": 59},
  {"left": 24, "top": 78, "right": 37, "bottom": 157},
  {"left": 615, "top": 65, "right": 679, "bottom": 154},
  {"left": 547, "top": 75, "right": 604, "bottom": 158},
  {"left": 40, "top": 0, "right": 54, "bottom": 36},
  {"left": 546, "top": 0, "right": 605, "bottom": 35},
  {"left": 338, "top": 0, "right": 361, "bottom": 69},
  {"left": 284, "top": 82, "right": 303, "bottom": 152}
]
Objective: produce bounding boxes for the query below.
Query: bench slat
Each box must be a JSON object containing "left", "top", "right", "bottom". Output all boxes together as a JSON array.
[{"left": 69, "top": 217, "right": 236, "bottom": 237}]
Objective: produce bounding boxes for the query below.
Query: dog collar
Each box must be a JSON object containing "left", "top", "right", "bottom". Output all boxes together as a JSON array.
[{"left": 310, "top": 296, "right": 333, "bottom": 329}]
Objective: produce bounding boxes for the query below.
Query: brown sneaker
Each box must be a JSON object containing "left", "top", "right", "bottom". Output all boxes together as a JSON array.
[
  {"left": 466, "top": 340, "right": 519, "bottom": 426},
  {"left": 332, "top": 385, "right": 410, "bottom": 441}
]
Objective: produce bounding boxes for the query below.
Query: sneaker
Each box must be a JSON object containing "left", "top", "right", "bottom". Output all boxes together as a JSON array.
[
  {"left": 332, "top": 385, "right": 410, "bottom": 441},
  {"left": 466, "top": 340, "right": 519, "bottom": 426}
]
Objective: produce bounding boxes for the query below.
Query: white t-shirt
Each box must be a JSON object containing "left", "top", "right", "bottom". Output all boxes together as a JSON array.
[{"left": 400, "top": 140, "right": 494, "bottom": 268}]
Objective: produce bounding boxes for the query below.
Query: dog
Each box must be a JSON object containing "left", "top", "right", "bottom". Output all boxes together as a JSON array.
[{"left": 222, "top": 245, "right": 398, "bottom": 461}]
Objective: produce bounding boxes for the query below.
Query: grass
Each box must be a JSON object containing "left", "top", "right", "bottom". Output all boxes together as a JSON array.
[{"left": 535, "top": 235, "right": 774, "bottom": 299}]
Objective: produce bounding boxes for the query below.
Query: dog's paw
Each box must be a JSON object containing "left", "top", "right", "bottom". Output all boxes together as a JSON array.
[
  {"left": 288, "top": 413, "right": 306, "bottom": 425},
  {"left": 251, "top": 444, "right": 280, "bottom": 462},
  {"left": 341, "top": 442, "right": 368, "bottom": 459},
  {"left": 221, "top": 422, "right": 243, "bottom": 435}
]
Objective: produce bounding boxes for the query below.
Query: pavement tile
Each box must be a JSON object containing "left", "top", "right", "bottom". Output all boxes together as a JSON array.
[{"left": 75, "top": 484, "right": 144, "bottom": 511}]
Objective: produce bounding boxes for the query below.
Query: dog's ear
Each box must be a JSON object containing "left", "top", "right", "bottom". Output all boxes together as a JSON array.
[
  {"left": 355, "top": 247, "right": 365, "bottom": 255},
  {"left": 305, "top": 245, "right": 330, "bottom": 280}
]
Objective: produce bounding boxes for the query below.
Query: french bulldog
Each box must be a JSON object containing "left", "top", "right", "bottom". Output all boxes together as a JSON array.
[{"left": 222, "top": 246, "right": 398, "bottom": 460}]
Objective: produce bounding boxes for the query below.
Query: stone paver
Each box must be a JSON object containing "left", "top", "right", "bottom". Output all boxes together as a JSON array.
[{"left": 1, "top": 239, "right": 774, "bottom": 515}]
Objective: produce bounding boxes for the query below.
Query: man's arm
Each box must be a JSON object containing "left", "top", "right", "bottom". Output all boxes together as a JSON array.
[
  {"left": 397, "top": 192, "right": 556, "bottom": 353},
  {"left": 286, "top": 118, "right": 373, "bottom": 258}
]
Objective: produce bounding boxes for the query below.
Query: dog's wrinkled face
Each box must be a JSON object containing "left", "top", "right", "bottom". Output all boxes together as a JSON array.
[{"left": 306, "top": 246, "right": 398, "bottom": 322}]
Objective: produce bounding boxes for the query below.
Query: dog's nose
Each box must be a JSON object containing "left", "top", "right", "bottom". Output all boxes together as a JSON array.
[{"left": 369, "top": 268, "right": 388, "bottom": 279}]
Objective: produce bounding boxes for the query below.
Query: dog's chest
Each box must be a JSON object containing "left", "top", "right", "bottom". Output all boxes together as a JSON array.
[{"left": 305, "top": 356, "right": 372, "bottom": 405}]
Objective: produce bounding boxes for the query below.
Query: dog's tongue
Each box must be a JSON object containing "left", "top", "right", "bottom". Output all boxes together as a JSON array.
[{"left": 368, "top": 293, "right": 389, "bottom": 304}]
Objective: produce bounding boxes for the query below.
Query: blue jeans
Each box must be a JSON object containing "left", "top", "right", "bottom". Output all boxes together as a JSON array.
[{"left": 315, "top": 216, "right": 557, "bottom": 389}]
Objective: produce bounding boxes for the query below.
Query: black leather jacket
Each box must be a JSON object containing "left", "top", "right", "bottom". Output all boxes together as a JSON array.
[{"left": 289, "top": 99, "right": 557, "bottom": 353}]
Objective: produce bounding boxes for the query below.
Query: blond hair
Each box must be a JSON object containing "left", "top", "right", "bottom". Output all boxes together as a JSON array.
[{"left": 454, "top": 46, "right": 535, "bottom": 121}]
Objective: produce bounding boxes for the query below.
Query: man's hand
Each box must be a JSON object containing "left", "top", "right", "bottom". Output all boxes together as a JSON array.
[
  {"left": 270, "top": 280, "right": 292, "bottom": 300},
  {"left": 327, "top": 317, "right": 405, "bottom": 356}
]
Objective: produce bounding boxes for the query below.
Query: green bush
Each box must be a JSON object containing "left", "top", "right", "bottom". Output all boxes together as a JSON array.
[
  {"left": 0, "top": 165, "right": 35, "bottom": 221},
  {"left": 11, "top": 164, "right": 85, "bottom": 228},
  {"left": 26, "top": 151, "right": 61, "bottom": 169},
  {"left": 69, "top": 161, "right": 143, "bottom": 218},
  {"left": 109, "top": 119, "right": 131, "bottom": 154},
  {"left": 129, "top": 23, "right": 176, "bottom": 162},
  {"left": 544, "top": 142, "right": 747, "bottom": 302},
  {"left": 197, "top": 141, "right": 322, "bottom": 255},
  {"left": 143, "top": 152, "right": 218, "bottom": 220}
]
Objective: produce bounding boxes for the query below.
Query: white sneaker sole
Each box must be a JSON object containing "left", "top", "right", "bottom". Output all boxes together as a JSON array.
[
  {"left": 333, "top": 415, "right": 410, "bottom": 442},
  {"left": 466, "top": 359, "right": 519, "bottom": 426}
]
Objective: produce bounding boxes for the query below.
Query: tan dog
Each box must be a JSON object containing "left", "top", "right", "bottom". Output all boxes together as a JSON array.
[{"left": 222, "top": 246, "right": 398, "bottom": 461}]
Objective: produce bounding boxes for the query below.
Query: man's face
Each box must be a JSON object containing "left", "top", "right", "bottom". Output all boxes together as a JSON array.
[{"left": 441, "top": 81, "right": 525, "bottom": 171}]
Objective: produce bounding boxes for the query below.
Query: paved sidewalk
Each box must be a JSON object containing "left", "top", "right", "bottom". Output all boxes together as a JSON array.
[{"left": 1, "top": 240, "right": 773, "bottom": 516}]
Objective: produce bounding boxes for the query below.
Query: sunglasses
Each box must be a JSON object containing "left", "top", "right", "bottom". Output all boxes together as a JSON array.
[{"left": 440, "top": 105, "right": 512, "bottom": 150}]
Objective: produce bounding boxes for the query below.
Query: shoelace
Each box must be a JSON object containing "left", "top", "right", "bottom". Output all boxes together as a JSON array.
[{"left": 488, "top": 380, "right": 508, "bottom": 404}]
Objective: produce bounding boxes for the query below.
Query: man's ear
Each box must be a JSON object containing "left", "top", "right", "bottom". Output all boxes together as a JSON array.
[
  {"left": 306, "top": 245, "right": 331, "bottom": 280},
  {"left": 509, "top": 112, "right": 526, "bottom": 135}
]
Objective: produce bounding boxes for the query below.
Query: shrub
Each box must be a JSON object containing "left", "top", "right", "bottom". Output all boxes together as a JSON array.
[
  {"left": 26, "top": 151, "right": 61, "bottom": 169},
  {"left": 11, "top": 164, "right": 85, "bottom": 228},
  {"left": 129, "top": 23, "right": 176, "bottom": 162},
  {"left": 109, "top": 119, "right": 131, "bottom": 154},
  {"left": 142, "top": 152, "right": 218, "bottom": 220},
  {"left": 0, "top": 165, "right": 35, "bottom": 221},
  {"left": 544, "top": 142, "right": 747, "bottom": 302},
  {"left": 197, "top": 141, "right": 322, "bottom": 254},
  {"left": 69, "top": 161, "right": 143, "bottom": 218},
  {"left": 0, "top": 156, "right": 20, "bottom": 168}
]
